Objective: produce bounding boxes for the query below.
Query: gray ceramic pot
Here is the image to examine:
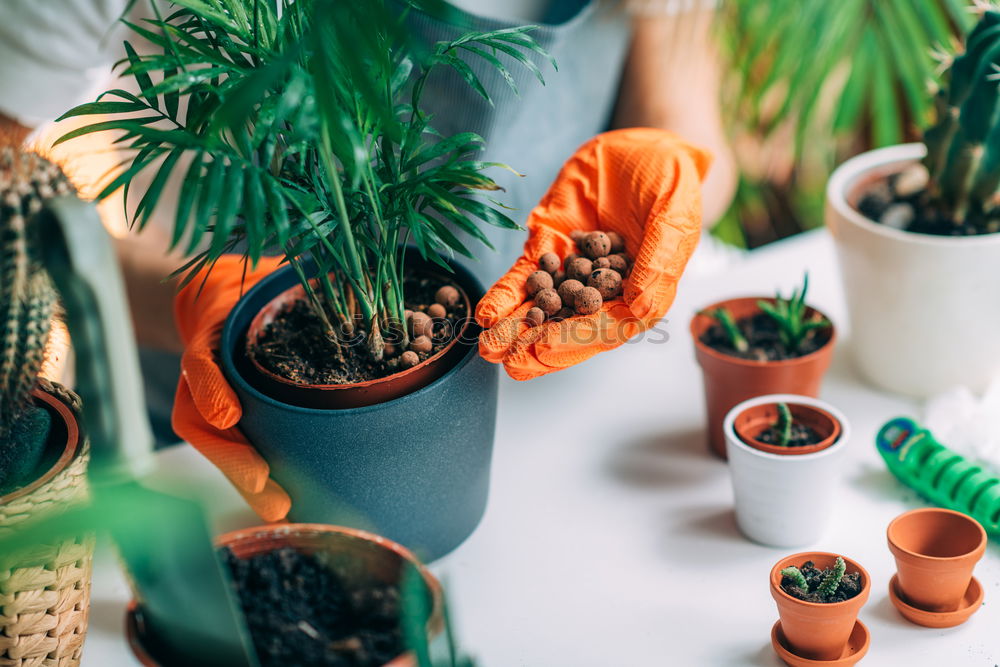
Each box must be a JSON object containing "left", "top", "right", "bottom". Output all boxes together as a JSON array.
[{"left": 220, "top": 258, "right": 498, "bottom": 561}]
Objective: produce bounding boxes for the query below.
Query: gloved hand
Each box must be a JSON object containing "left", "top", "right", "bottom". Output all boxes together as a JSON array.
[
  {"left": 476, "top": 128, "right": 711, "bottom": 380},
  {"left": 172, "top": 255, "right": 291, "bottom": 522}
]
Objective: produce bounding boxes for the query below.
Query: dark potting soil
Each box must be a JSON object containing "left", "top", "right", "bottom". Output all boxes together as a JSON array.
[
  {"left": 701, "top": 312, "right": 829, "bottom": 361},
  {"left": 756, "top": 422, "right": 823, "bottom": 448},
  {"left": 221, "top": 547, "right": 405, "bottom": 667},
  {"left": 857, "top": 173, "right": 1000, "bottom": 237},
  {"left": 249, "top": 274, "right": 467, "bottom": 385},
  {"left": 781, "top": 560, "right": 863, "bottom": 604}
]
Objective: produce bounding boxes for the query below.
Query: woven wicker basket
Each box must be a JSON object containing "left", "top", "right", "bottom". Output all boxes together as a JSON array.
[{"left": 0, "top": 380, "right": 93, "bottom": 667}]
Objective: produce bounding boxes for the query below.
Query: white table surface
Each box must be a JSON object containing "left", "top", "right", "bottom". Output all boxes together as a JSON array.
[{"left": 81, "top": 229, "right": 1000, "bottom": 666}]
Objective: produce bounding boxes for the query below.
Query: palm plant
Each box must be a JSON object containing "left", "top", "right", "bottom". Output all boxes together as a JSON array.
[
  {"left": 714, "top": 0, "right": 974, "bottom": 247},
  {"left": 57, "top": 0, "right": 553, "bottom": 360}
]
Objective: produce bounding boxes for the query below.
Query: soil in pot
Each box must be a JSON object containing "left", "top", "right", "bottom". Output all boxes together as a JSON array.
[
  {"left": 249, "top": 272, "right": 467, "bottom": 385},
  {"left": 780, "top": 558, "right": 863, "bottom": 604},
  {"left": 856, "top": 164, "right": 1000, "bottom": 236},
  {"left": 756, "top": 421, "right": 821, "bottom": 448},
  {"left": 700, "top": 312, "right": 830, "bottom": 362},
  {"left": 221, "top": 546, "right": 409, "bottom": 667}
]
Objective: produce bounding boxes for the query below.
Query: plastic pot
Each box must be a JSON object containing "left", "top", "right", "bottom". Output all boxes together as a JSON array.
[
  {"left": 245, "top": 264, "right": 474, "bottom": 409},
  {"left": 826, "top": 143, "right": 1000, "bottom": 397},
  {"left": 770, "top": 552, "right": 870, "bottom": 662},
  {"left": 733, "top": 401, "right": 841, "bottom": 456},
  {"left": 725, "top": 395, "right": 849, "bottom": 547},
  {"left": 126, "top": 523, "right": 443, "bottom": 667},
  {"left": 221, "top": 258, "right": 499, "bottom": 561},
  {"left": 691, "top": 298, "right": 835, "bottom": 459},
  {"left": 887, "top": 508, "right": 987, "bottom": 613}
]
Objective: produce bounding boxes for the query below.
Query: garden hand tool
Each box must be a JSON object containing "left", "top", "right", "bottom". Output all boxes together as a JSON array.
[
  {"left": 877, "top": 416, "right": 1000, "bottom": 539},
  {"left": 38, "top": 196, "right": 258, "bottom": 666},
  {"left": 476, "top": 128, "right": 710, "bottom": 380},
  {"left": 172, "top": 254, "right": 291, "bottom": 522}
]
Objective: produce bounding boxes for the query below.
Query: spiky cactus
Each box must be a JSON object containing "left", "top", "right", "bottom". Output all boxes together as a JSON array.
[
  {"left": 817, "top": 556, "right": 847, "bottom": 599},
  {"left": 780, "top": 566, "right": 809, "bottom": 592},
  {"left": 923, "top": 9, "right": 1000, "bottom": 233},
  {"left": 0, "top": 148, "right": 74, "bottom": 490}
]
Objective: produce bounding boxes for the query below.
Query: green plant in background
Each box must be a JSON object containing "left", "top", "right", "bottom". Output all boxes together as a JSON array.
[
  {"left": 701, "top": 307, "right": 749, "bottom": 353},
  {"left": 923, "top": 8, "right": 1000, "bottom": 232},
  {"left": 57, "top": 0, "right": 553, "bottom": 359},
  {"left": 714, "top": 1, "right": 974, "bottom": 247},
  {"left": 772, "top": 403, "right": 793, "bottom": 447},
  {"left": 0, "top": 149, "right": 74, "bottom": 491},
  {"left": 817, "top": 556, "right": 847, "bottom": 599},
  {"left": 780, "top": 566, "right": 809, "bottom": 592},
  {"left": 758, "top": 274, "right": 829, "bottom": 354}
]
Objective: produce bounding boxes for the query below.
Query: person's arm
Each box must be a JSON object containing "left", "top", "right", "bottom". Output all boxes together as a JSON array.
[{"left": 612, "top": 5, "right": 737, "bottom": 224}]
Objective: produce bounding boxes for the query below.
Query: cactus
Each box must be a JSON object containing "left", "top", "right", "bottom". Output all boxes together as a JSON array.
[
  {"left": 923, "top": 9, "right": 1000, "bottom": 232},
  {"left": 0, "top": 148, "right": 73, "bottom": 489},
  {"left": 780, "top": 566, "right": 809, "bottom": 592},
  {"left": 702, "top": 307, "right": 749, "bottom": 353},
  {"left": 817, "top": 556, "right": 847, "bottom": 599},
  {"left": 773, "top": 403, "right": 793, "bottom": 446},
  {"left": 757, "top": 273, "right": 830, "bottom": 353}
]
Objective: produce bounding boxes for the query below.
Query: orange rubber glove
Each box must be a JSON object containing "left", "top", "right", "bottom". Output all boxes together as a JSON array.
[
  {"left": 171, "top": 255, "right": 292, "bottom": 522},
  {"left": 477, "top": 128, "right": 710, "bottom": 380}
]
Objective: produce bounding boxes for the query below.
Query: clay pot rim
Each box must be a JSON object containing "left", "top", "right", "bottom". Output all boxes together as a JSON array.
[
  {"left": 725, "top": 394, "right": 849, "bottom": 462},
  {"left": 245, "top": 271, "right": 472, "bottom": 392},
  {"left": 690, "top": 297, "right": 836, "bottom": 369},
  {"left": 770, "top": 552, "right": 870, "bottom": 609},
  {"left": 734, "top": 401, "right": 842, "bottom": 456},
  {"left": 771, "top": 619, "right": 871, "bottom": 666},
  {"left": 886, "top": 507, "right": 988, "bottom": 562},
  {"left": 828, "top": 143, "right": 1000, "bottom": 247},
  {"left": 0, "top": 388, "right": 80, "bottom": 505}
]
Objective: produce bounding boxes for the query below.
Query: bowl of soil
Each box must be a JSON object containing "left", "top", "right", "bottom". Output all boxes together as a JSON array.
[
  {"left": 246, "top": 266, "right": 473, "bottom": 410},
  {"left": 691, "top": 288, "right": 835, "bottom": 459},
  {"left": 126, "top": 523, "right": 443, "bottom": 667},
  {"left": 770, "top": 553, "right": 870, "bottom": 664},
  {"left": 724, "top": 394, "right": 849, "bottom": 547},
  {"left": 221, "top": 253, "right": 498, "bottom": 560}
]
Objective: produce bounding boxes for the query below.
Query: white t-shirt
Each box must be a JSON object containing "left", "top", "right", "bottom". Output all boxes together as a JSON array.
[{"left": 0, "top": 0, "right": 130, "bottom": 126}]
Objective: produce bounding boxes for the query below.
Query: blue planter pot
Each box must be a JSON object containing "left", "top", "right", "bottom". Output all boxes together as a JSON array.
[{"left": 220, "top": 260, "right": 498, "bottom": 561}]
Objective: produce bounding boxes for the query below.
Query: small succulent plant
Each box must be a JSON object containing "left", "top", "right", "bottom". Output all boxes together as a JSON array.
[
  {"left": 782, "top": 556, "right": 847, "bottom": 601},
  {"left": 817, "top": 556, "right": 847, "bottom": 599},
  {"left": 701, "top": 307, "right": 749, "bottom": 353},
  {"left": 0, "top": 148, "right": 73, "bottom": 490},
  {"left": 772, "top": 403, "right": 793, "bottom": 447},
  {"left": 758, "top": 274, "right": 829, "bottom": 353},
  {"left": 923, "top": 9, "right": 1000, "bottom": 233}
]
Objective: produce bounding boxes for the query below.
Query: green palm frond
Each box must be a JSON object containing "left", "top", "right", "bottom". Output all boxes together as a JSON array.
[{"left": 58, "top": 0, "right": 553, "bottom": 357}]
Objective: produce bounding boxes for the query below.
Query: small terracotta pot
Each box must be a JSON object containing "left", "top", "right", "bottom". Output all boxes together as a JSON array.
[
  {"left": 733, "top": 401, "right": 841, "bottom": 456},
  {"left": 770, "top": 552, "right": 870, "bottom": 662},
  {"left": 126, "top": 523, "right": 444, "bottom": 667},
  {"left": 245, "top": 262, "right": 474, "bottom": 410},
  {"left": 691, "top": 297, "right": 835, "bottom": 459},
  {"left": 887, "top": 508, "right": 987, "bottom": 613}
]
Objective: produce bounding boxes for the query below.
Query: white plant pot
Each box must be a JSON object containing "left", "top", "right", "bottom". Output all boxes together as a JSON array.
[
  {"left": 724, "top": 394, "right": 849, "bottom": 548},
  {"left": 826, "top": 143, "right": 1000, "bottom": 398}
]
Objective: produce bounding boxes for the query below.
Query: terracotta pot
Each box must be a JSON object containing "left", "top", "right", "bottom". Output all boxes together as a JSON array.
[
  {"left": 887, "top": 508, "right": 987, "bottom": 613},
  {"left": 733, "top": 401, "right": 841, "bottom": 456},
  {"left": 245, "top": 262, "right": 474, "bottom": 410},
  {"left": 126, "top": 523, "right": 444, "bottom": 667},
  {"left": 770, "top": 552, "right": 870, "bottom": 662},
  {"left": 691, "top": 297, "right": 836, "bottom": 459}
]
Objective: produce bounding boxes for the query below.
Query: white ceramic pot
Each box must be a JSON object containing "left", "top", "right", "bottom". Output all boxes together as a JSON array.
[
  {"left": 724, "top": 394, "right": 849, "bottom": 548},
  {"left": 826, "top": 143, "right": 1000, "bottom": 398}
]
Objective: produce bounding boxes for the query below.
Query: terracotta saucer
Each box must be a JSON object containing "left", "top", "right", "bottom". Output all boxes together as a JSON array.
[
  {"left": 889, "top": 574, "right": 983, "bottom": 628},
  {"left": 771, "top": 620, "right": 870, "bottom": 667}
]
